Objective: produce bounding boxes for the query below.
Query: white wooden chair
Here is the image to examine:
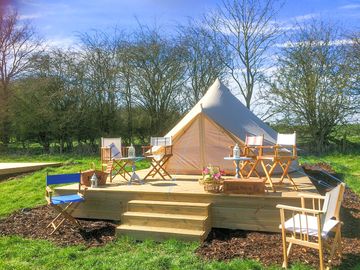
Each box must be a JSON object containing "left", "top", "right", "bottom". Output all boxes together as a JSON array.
[
  {"left": 142, "top": 137, "right": 173, "bottom": 180},
  {"left": 241, "top": 134, "right": 264, "bottom": 178},
  {"left": 277, "top": 183, "right": 345, "bottom": 270},
  {"left": 257, "top": 132, "right": 298, "bottom": 192},
  {"left": 100, "top": 137, "right": 130, "bottom": 182}
]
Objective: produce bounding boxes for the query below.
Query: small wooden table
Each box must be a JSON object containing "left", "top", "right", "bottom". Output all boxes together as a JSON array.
[
  {"left": 224, "top": 156, "right": 253, "bottom": 179},
  {"left": 120, "top": 157, "right": 145, "bottom": 185}
]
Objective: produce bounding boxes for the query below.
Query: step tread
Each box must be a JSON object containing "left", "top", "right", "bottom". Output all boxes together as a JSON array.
[
  {"left": 128, "top": 200, "right": 210, "bottom": 208},
  {"left": 117, "top": 224, "right": 205, "bottom": 236},
  {"left": 123, "top": 211, "right": 207, "bottom": 221}
]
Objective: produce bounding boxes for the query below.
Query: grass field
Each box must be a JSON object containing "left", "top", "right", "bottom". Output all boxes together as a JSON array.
[{"left": 0, "top": 153, "right": 359, "bottom": 270}]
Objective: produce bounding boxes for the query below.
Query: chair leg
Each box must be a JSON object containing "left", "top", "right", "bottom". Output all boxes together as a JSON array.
[
  {"left": 319, "top": 238, "right": 325, "bottom": 270},
  {"left": 328, "top": 224, "right": 342, "bottom": 266},
  {"left": 281, "top": 232, "right": 288, "bottom": 268},
  {"left": 48, "top": 203, "right": 82, "bottom": 235},
  {"left": 261, "top": 160, "right": 276, "bottom": 192}
]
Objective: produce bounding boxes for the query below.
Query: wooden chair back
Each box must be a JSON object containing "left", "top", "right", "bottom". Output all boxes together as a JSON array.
[
  {"left": 275, "top": 132, "right": 297, "bottom": 158},
  {"left": 244, "top": 134, "right": 264, "bottom": 156},
  {"left": 322, "top": 183, "right": 345, "bottom": 224},
  {"left": 46, "top": 173, "right": 81, "bottom": 186},
  {"left": 245, "top": 135, "right": 264, "bottom": 146},
  {"left": 146, "top": 137, "right": 173, "bottom": 156},
  {"left": 101, "top": 137, "right": 122, "bottom": 160}
]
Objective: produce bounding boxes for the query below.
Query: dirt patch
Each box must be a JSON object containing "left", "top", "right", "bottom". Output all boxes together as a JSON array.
[
  {"left": 302, "top": 162, "right": 336, "bottom": 174},
  {"left": 0, "top": 205, "right": 116, "bottom": 247},
  {"left": 197, "top": 188, "right": 360, "bottom": 269}
]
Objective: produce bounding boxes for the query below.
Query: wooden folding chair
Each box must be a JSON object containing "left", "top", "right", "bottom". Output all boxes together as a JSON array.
[
  {"left": 143, "top": 137, "right": 173, "bottom": 181},
  {"left": 277, "top": 183, "right": 345, "bottom": 270},
  {"left": 240, "top": 134, "right": 264, "bottom": 178},
  {"left": 101, "top": 137, "right": 131, "bottom": 182},
  {"left": 256, "top": 132, "right": 298, "bottom": 192},
  {"left": 45, "top": 173, "right": 87, "bottom": 235}
]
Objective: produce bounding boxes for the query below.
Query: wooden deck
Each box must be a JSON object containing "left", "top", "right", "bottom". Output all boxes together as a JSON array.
[
  {"left": 0, "top": 162, "right": 61, "bottom": 177},
  {"left": 56, "top": 169, "right": 319, "bottom": 241}
]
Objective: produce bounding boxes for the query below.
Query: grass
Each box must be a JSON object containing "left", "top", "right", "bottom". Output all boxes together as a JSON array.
[
  {"left": 0, "top": 236, "right": 277, "bottom": 270},
  {"left": 299, "top": 153, "right": 360, "bottom": 194},
  {"left": 0, "top": 153, "right": 359, "bottom": 269},
  {"left": 0, "top": 155, "right": 149, "bottom": 219}
]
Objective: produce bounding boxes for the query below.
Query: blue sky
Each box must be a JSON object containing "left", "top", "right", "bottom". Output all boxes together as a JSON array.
[{"left": 9, "top": 0, "right": 360, "bottom": 47}]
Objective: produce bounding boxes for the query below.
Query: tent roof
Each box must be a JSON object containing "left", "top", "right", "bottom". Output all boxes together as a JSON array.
[{"left": 165, "top": 79, "right": 277, "bottom": 144}]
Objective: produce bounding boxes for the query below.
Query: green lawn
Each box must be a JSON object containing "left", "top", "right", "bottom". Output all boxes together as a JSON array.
[
  {"left": 299, "top": 153, "right": 360, "bottom": 194},
  {"left": 0, "top": 153, "right": 359, "bottom": 270}
]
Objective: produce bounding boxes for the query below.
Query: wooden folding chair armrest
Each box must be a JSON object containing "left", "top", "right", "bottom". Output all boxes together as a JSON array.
[
  {"left": 46, "top": 186, "right": 53, "bottom": 198},
  {"left": 276, "top": 204, "right": 324, "bottom": 215},
  {"left": 142, "top": 145, "right": 152, "bottom": 156},
  {"left": 255, "top": 145, "right": 274, "bottom": 149},
  {"left": 297, "top": 193, "right": 325, "bottom": 200},
  {"left": 78, "top": 184, "right": 88, "bottom": 195}
]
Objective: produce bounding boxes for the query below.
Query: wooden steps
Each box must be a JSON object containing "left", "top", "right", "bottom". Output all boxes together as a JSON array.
[{"left": 116, "top": 200, "right": 211, "bottom": 242}]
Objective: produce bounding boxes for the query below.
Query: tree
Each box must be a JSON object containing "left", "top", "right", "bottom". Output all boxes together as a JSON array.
[
  {"left": 179, "top": 22, "right": 229, "bottom": 107},
  {"left": 266, "top": 21, "right": 358, "bottom": 153},
  {"left": 348, "top": 32, "right": 360, "bottom": 97},
  {"left": 130, "top": 25, "right": 187, "bottom": 135},
  {"left": 0, "top": 9, "right": 42, "bottom": 145},
  {"left": 205, "top": 0, "right": 280, "bottom": 109}
]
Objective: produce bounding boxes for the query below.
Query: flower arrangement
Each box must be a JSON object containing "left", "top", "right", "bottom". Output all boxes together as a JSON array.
[{"left": 200, "top": 166, "right": 225, "bottom": 193}]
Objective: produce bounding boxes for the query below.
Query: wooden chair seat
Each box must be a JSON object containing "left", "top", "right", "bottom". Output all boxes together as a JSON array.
[
  {"left": 50, "top": 194, "right": 85, "bottom": 205},
  {"left": 281, "top": 213, "right": 339, "bottom": 237}
]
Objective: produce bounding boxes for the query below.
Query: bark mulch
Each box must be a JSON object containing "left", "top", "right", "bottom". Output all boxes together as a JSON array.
[
  {"left": 197, "top": 163, "right": 360, "bottom": 269},
  {"left": 0, "top": 205, "right": 116, "bottom": 247}
]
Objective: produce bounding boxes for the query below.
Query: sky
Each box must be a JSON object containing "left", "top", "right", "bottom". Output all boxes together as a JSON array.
[{"left": 5, "top": 0, "right": 360, "bottom": 48}]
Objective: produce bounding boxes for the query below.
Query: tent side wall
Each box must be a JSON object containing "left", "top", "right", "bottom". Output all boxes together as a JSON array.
[{"left": 165, "top": 114, "right": 240, "bottom": 175}]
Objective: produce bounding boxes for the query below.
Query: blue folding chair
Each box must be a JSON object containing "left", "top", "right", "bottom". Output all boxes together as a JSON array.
[{"left": 45, "top": 173, "right": 87, "bottom": 234}]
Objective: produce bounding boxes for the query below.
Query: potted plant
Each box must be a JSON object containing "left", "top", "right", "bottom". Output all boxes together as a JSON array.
[{"left": 199, "top": 166, "right": 225, "bottom": 193}]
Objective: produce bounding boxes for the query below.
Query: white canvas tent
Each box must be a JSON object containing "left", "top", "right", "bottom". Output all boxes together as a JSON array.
[{"left": 163, "top": 79, "right": 298, "bottom": 175}]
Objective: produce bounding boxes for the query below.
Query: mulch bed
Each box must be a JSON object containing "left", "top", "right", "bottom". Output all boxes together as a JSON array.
[
  {"left": 0, "top": 161, "right": 359, "bottom": 268},
  {"left": 0, "top": 205, "right": 116, "bottom": 247},
  {"left": 196, "top": 163, "right": 360, "bottom": 269}
]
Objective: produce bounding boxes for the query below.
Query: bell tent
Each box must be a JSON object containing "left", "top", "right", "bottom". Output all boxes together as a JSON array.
[{"left": 163, "top": 79, "right": 292, "bottom": 175}]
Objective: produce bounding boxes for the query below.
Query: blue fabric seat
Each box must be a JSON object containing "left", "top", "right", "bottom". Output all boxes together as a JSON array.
[{"left": 51, "top": 194, "right": 85, "bottom": 205}]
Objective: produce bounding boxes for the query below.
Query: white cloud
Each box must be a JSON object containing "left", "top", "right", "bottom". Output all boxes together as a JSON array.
[
  {"left": 274, "top": 39, "right": 354, "bottom": 48},
  {"left": 46, "top": 37, "right": 76, "bottom": 49},
  {"left": 339, "top": 4, "right": 360, "bottom": 10},
  {"left": 19, "top": 13, "right": 42, "bottom": 20},
  {"left": 293, "top": 13, "right": 319, "bottom": 22}
]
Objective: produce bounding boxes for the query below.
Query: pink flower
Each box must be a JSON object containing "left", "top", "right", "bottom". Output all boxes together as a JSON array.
[
  {"left": 214, "top": 172, "right": 221, "bottom": 180},
  {"left": 203, "top": 168, "right": 210, "bottom": 174}
]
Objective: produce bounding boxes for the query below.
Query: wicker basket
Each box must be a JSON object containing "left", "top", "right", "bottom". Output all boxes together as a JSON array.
[
  {"left": 81, "top": 170, "right": 108, "bottom": 187},
  {"left": 203, "top": 180, "right": 224, "bottom": 193}
]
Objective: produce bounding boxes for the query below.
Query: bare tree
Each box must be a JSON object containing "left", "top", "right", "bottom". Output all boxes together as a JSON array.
[
  {"left": 78, "top": 30, "right": 122, "bottom": 136},
  {"left": 348, "top": 32, "right": 360, "bottom": 97},
  {"left": 130, "top": 25, "right": 187, "bottom": 135},
  {"left": 205, "top": 0, "right": 280, "bottom": 109},
  {"left": 266, "top": 21, "right": 358, "bottom": 153},
  {"left": 179, "top": 22, "right": 229, "bottom": 107},
  {"left": 0, "top": 9, "right": 42, "bottom": 145}
]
